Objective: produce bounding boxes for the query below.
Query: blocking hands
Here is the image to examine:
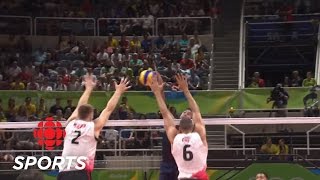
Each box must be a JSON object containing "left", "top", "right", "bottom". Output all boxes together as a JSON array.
[
  {"left": 150, "top": 72, "right": 164, "bottom": 93},
  {"left": 175, "top": 74, "right": 189, "bottom": 92},
  {"left": 115, "top": 77, "right": 131, "bottom": 94},
  {"left": 83, "top": 74, "right": 97, "bottom": 90}
]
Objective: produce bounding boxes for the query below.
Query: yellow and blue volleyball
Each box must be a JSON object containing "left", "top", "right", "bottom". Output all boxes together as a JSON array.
[{"left": 139, "top": 70, "right": 156, "bottom": 86}]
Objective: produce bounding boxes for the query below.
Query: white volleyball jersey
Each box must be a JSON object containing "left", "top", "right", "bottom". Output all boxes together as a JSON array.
[
  {"left": 172, "top": 132, "right": 208, "bottom": 179},
  {"left": 60, "top": 120, "right": 97, "bottom": 172}
]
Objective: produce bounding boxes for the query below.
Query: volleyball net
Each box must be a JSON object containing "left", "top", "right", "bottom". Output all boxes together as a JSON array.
[{"left": 0, "top": 117, "right": 319, "bottom": 179}]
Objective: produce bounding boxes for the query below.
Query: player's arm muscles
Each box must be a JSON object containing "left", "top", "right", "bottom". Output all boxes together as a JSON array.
[
  {"left": 94, "top": 91, "right": 122, "bottom": 134},
  {"left": 94, "top": 78, "right": 130, "bottom": 135},
  {"left": 183, "top": 89, "right": 207, "bottom": 147},
  {"left": 154, "top": 90, "right": 177, "bottom": 144},
  {"left": 66, "top": 87, "right": 93, "bottom": 124}
]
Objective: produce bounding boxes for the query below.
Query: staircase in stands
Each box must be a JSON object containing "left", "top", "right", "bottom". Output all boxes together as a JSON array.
[{"left": 211, "top": 0, "right": 242, "bottom": 89}]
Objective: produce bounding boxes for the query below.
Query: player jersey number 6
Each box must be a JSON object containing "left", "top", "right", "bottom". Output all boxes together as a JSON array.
[{"left": 172, "top": 132, "right": 208, "bottom": 179}]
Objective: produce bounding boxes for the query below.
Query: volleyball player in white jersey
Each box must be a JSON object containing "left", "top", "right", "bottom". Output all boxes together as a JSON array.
[
  {"left": 150, "top": 74, "right": 208, "bottom": 180},
  {"left": 57, "top": 76, "right": 130, "bottom": 180}
]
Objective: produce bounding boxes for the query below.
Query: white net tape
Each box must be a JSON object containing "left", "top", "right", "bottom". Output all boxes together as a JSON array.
[{"left": 0, "top": 117, "right": 319, "bottom": 129}]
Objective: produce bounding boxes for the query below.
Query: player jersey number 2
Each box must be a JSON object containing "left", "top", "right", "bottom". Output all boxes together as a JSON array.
[
  {"left": 183, "top": 145, "right": 193, "bottom": 161},
  {"left": 71, "top": 130, "right": 81, "bottom": 144}
]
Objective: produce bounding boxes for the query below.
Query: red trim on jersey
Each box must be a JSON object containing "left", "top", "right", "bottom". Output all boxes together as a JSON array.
[
  {"left": 86, "top": 170, "right": 91, "bottom": 180},
  {"left": 191, "top": 167, "right": 208, "bottom": 180}
]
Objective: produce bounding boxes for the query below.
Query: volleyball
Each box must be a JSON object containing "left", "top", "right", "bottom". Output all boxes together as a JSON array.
[{"left": 139, "top": 70, "right": 156, "bottom": 86}]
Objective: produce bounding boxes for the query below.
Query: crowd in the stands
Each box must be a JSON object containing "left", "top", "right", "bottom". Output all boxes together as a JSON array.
[
  {"left": 0, "top": 33, "right": 209, "bottom": 91},
  {"left": 0, "top": 0, "right": 217, "bottom": 18},
  {"left": 245, "top": 0, "right": 320, "bottom": 15},
  {"left": 247, "top": 71, "right": 317, "bottom": 88}
]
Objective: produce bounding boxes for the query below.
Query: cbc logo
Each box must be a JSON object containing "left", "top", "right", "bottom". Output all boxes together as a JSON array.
[
  {"left": 33, "top": 116, "right": 65, "bottom": 150},
  {"left": 250, "top": 177, "right": 304, "bottom": 180}
]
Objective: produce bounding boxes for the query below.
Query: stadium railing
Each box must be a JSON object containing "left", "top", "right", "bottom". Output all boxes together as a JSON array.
[
  {"left": 155, "top": 16, "right": 213, "bottom": 35},
  {"left": 34, "top": 17, "right": 96, "bottom": 36},
  {"left": 0, "top": 15, "right": 32, "bottom": 35},
  {"left": 97, "top": 17, "right": 155, "bottom": 36}
]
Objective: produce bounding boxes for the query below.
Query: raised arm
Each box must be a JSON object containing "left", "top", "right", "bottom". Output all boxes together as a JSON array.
[
  {"left": 66, "top": 75, "right": 96, "bottom": 124},
  {"left": 150, "top": 74, "right": 177, "bottom": 144},
  {"left": 94, "top": 78, "right": 131, "bottom": 133},
  {"left": 175, "top": 74, "right": 207, "bottom": 146}
]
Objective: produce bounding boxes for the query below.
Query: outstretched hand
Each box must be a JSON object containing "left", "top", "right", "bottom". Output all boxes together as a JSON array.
[
  {"left": 175, "top": 74, "right": 189, "bottom": 92},
  {"left": 149, "top": 72, "right": 164, "bottom": 93},
  {"left": 115, "top": 77, "right": 131, "bottom": 94},
  {"left": 83, "top": 74, "right": 97, "bottom": 90}
]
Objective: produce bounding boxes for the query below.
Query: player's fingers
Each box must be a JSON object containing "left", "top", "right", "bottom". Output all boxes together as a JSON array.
[
  {"left": 125, "top": 80, "right": 130, "bottom": 86},
  {"left": 125, "top": 77, "right": 129, "bottom": 84},
  {"left": 125, "top": 86, "right": 132, "bottom": 90},
  {"left": 175, "top": 74, "right": 179, "bottom": 82},
  {"left": 113, "top": 80, "right": 117, "bottom": 87}
]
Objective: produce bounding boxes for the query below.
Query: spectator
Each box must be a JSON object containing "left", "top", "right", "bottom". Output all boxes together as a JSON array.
[
  {"left": 267, "top": 84, "right": 289, "bottom": 117},
  {"left": 283, "top": 76, "right": 291, "bottom": 87},
  {"left": 139, "top": 60, "right": 153, "bottom": 74},
  {"left": 276, "top": 139, "right": 289, "bottom": 160},
  {"left": 67, "top": 76, "right": 81, "bottom": 91},
  {"left": 253, "top": 72, "right": 265, "bottom": 87},
  {"left": 55, "top": 109, "right": 66, "bottom": 121},
  {"left": 118, "top": 97, "right": 135, "bottom": 120},
  {"left": 24, "top": 97, "right": 36, "bottom": 118},
  {"left": 154, "top": 33, "right": 166, "bottom": 51},
  {"left": 64, "top": 99, "right": 76, "bottom": 113},
  {"left": 195, "top": 48, "right": 206, "bottom": 68},
  {"left": 129, "top": 53, "right": 144, "bottom": 76},
  {"left": 162, "top": 63, "right": 176, "bottom": 82},
  {"left": 141, "top": 34, "right": 153, "bottom": 53},
  {"left": 26, "top": 78, "right": 40, "bottom": 90},
  {"left": 179, "top": 33, "right": 189, "bottom": 51},
  {"left": 106, "top": 33, "right": 119, "bottom": 49},
  {"left": 189, "top": 38, "right": 200, "bottom": 57},
  {"left": 121, "top": 49, "right": 132, "bottom": 62},
  {"left": 55, "top": 77, "right": 67, "bottom": 91},
  {"left": 110, "top": 48, "right": 122, "bottom": 65},
  {"left": 6, "top": 61, "right": 21, "bottom": 79},
  {"left": 302, "top": 72, "right": 316, "bottom": 87},
  {"left": 37, "top": 98, "right": 48, "bottom": 118},
  {"left": 193, "top": 31, "right": 202, "bottom": 46},
  {"left": 64, "top": 107, "right": 73, "bottom": 119},
  {"left": 141, "top": 11, "right": 154, "bottom": 34},
  {"left": 188, "top": 70, "right": 201, "bottom": 90},
  {"left": 120, "top": 20, "right": 131, "bottom": 35},
  {"left": 248, "top": 77, "right": 259, "bottom": 88},
  {"left": 73, "top": 63, "right": 88, "bottom": 78},
  {"left": 119, "top": 34, "right": 130, "bottom": 53},
  {"left": 303, "top": 87, "right": 319, "bottom": 117},
  {"left": 15, "top": 106, "right": 28, "bottom": 122},
  {"left": 260, "top": 137, "right": 278, "bottom": 160},
  {"left": 19, "top": 67, "right": 32, "bottom": 84},
  {"left": 182, "top": 48, "right": 193, "bottom": 60},
  {"left": 10, "top": 78, "right": 25, "bottom": 90},
  {"left": 169, "top": 106, "right": 178, "bottom": 119},
  {"left": 33, "top": 47, "right": 48, "bottom": 66},
  {"left": 49, "top": 98, "right": 63, "bottom": 115},
  {"left": 291, "top": 70, "right": 302, "bottom": 87},
  {"left": 96, "top": 48, "right": 109, "bottom": 63},
  {"left": 5, "top": 98, "right": 18, "bottom": 122},
  {"left": 40, "top": 78, "right": 53, "bottom": 91},
  {"left": 130, "top": 35, "right": 141, "bottom": 52}
]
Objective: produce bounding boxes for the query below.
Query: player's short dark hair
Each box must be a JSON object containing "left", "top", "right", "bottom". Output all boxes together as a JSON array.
[
  {"left": 179, "top": 116, "right": 193, "bottom": 132},
  {"left": 16, "top": 170, "right": 44, "bottom": 180},
  {"left": 78, "top": 104, "right": 94, "bottom": 120}
]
